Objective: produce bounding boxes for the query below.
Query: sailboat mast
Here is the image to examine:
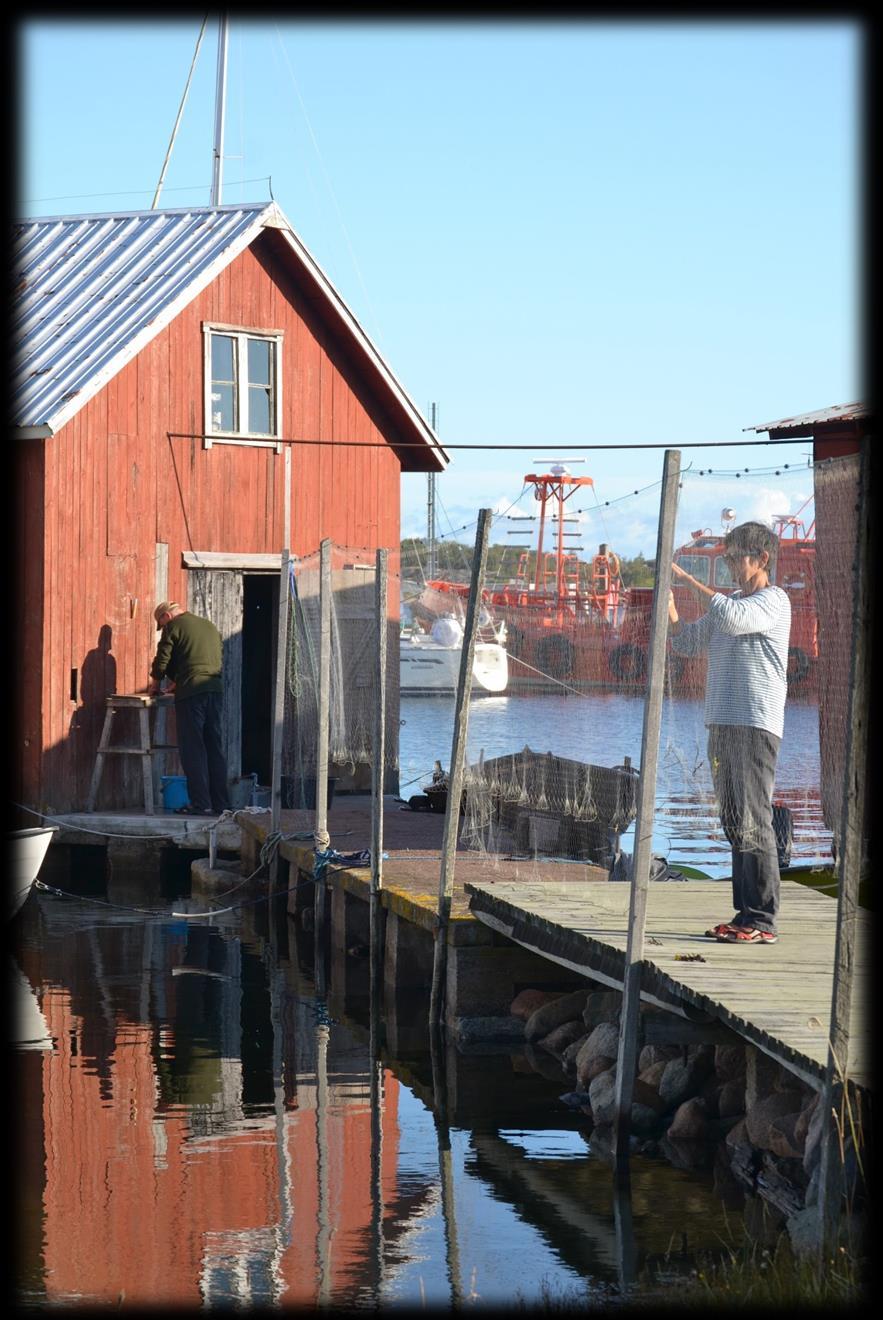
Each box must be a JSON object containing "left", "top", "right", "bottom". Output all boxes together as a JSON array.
[{"left": 210, "top": 14, "right": 229, "bottom": 206}]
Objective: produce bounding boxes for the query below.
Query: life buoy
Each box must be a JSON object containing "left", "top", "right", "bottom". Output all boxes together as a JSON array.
[
  {"left": 536, "top": 633, "right": 575, "bottom": 679},
  {"left": 787, "top": 646, "right": 810, "bottom": 686},
  {"left": 609, "top": 643, "right": 647, "bottom": 683}
]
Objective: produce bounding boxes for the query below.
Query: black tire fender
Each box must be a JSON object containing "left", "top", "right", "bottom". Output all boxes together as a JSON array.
[
  {"left": 536, "top": 633, "right": 575, "bottom": 679},
  {"left": 609, "top": 642, "right": 647, "bottom": 682}
]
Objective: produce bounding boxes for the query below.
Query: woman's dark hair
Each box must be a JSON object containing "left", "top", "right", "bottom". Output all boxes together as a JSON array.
[{"left": 724, "top": 521, "right": 779, "bottom": 568}]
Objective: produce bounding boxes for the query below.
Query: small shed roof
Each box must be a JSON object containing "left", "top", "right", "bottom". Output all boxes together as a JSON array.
[
  {"left": 743, "top": 403, "right": 868, "bottom": 438},
  {"left": 13, "top": 201, "right": 446, "bottom": 470}
]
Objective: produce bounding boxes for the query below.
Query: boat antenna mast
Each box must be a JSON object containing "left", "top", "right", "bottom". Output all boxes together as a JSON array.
[{"left": 211, "top": 13, "right": 229, "bottom": 206}]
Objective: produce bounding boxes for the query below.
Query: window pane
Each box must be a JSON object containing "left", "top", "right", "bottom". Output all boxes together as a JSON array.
[
  {"left": 675, "top": 554, "right": 710, "bottom": 585},
  {"left": 247, "top": 338, "right": 272, "bottom": 386},
  {"left": 211, "top": 334, "right": 236, "bottom": 382},
  {"left": 211, "top": 384, "right": 235, "bottom": 432},
  {"left": 714, "top": 557, "right": 735, "bottom": 587},
  {"left": 248, "top": 385, "right": 272, "bottom": 435}
]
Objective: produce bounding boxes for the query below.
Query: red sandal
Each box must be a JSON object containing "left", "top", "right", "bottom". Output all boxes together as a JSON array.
[
  {"left": 719, "top": 927, "right": 778, "bottom": 944},
  {"left": 704, "top": 922, "right": 743, "bottom": 939}
]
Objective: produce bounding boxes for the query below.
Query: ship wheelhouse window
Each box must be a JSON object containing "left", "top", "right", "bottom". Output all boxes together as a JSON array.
[
  {"left": 714, "top": 557, "right": 736, "bottom": 588},
  {"left": 675, "top": 554, "right": 711, "bottom": 585},
  {"left": 203, "top": 324, "right": 283, "bottom": 444}
]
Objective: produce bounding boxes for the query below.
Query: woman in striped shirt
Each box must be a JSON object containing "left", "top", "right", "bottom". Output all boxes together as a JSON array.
[{"left": 668, "top": 521, "right": 791, "bottom": 945}]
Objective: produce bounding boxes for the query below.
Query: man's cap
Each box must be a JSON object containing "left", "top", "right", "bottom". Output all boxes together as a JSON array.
[{"left": 154, "top": 601, "right": 181, "bottom": 629}]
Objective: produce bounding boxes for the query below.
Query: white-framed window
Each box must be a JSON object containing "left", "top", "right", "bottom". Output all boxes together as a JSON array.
[{"left": 203, "top": 324, "right": 283, "bottom": 449}]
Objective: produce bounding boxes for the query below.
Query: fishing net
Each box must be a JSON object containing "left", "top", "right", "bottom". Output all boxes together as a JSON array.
[
  {"left": 397, "top": 450, "right": 862, "bottom": 903},
  {"left": 283, "top": 543, "right": 400, "bottom": 805}
]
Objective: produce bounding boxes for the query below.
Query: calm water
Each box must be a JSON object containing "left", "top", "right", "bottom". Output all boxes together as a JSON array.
[
  {"left": 13, "top": 861, "right": 755, "bottom": 1311},
  {"left": 400, "top": 691, "right": 832, "bottom": 878}
]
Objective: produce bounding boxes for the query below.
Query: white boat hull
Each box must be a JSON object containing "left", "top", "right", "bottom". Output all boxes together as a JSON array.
[
  {"left": 10, "top": 827, "right": 56, "bottom": 920},
  {"left": 400, "top": 638, "right": 508, "bottom": 694}
]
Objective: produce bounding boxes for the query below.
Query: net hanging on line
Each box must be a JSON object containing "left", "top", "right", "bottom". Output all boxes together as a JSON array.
[
  {"left": 283, "top": 543, "right": 400, "bottom": 806},
  {"left": 439, "top": 451, "right": 862, "bottom": 892}
]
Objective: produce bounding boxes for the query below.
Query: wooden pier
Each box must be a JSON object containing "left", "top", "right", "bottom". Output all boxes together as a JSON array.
[{"left": 464, "top": 878, "right": 871, "bottom": 1094}]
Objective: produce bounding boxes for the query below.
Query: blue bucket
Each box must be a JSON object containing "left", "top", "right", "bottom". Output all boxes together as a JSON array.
[{"left": 160, "top": 775, "right": 189, "bottom": 811}]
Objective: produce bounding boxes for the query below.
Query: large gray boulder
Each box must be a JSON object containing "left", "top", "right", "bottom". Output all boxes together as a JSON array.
[
  {"left": 658, "top": 1046, "right": 715, "bottom": 1109},
  {"left": 667, "top": 1096, "right": 708, "bottom": 1142},
  {"left": 510, "top": 988, "right": 565, "bottom": 1021},
  {"left": 582, "top": 990, "right": 623, "bottom": 1030},
  {"left": 638, "top": 1043, "right": 682, "bottom": 1072},
  {"left": 767, "top": 1111, "right": 806, "bottom": 1161},
  {"left": 714, "top": 1043, "right": 747, "bottom": 1081},
  {"left": 576, "top": 1052, "right": 617, "bottom": 1090},
  {"left": 573, "top": 1021, "right": 620, "bottom": 1087},
  {"left": 744, "top": 1090, "right": 804, "bottom": 1152},
  {"left": 539, "top": 1019, "right": 587, "bottom": 1058},
  {"left": 561, "top": 1034, "right": 589, "bottom": 1073},
  {"left": 588, "top": 1067, "right": 618, "bottom": 1127},
  {"left": 524, "top": 989, "right": 591, "bottom": 1042}
]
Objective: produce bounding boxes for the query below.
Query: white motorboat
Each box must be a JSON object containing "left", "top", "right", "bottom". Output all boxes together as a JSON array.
[
  {"left": 9, "top": 826, "right": 56, "bottom": 920},
  {"left": 400, "top": 614, "right": 508, "bottom": 695}
]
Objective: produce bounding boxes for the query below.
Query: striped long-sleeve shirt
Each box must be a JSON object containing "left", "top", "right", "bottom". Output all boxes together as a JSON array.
[{"left": 670, "top": 586, "right": 791, "bottom": 738}]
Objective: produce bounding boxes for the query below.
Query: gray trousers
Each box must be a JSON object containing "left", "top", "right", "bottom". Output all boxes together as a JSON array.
[
  {"left": 707, "top": 724, "right": 781, "bottom": 933},
  {"left": 175, "top": 691, "right": 231, "bottom": 814}
]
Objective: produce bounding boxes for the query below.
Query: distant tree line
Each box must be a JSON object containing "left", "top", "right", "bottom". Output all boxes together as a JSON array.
[{"left": 400, "top": 538, "right": 656, "bottom": 588}]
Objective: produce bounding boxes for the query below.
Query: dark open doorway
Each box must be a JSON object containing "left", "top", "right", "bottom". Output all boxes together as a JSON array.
[{"left": 240, "top": 573, "right": 277, "bottom": 786}]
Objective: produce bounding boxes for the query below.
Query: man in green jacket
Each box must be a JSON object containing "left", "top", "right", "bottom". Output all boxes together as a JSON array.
[{"left": 148, "top": 602, "right": 231, "bottom": 815}]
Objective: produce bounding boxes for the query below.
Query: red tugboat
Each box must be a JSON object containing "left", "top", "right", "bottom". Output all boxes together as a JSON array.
[
  {"left": 421, "top": 463, "right": 629, "bottom": 690},
  {"left": 418, "top": 470, "right": 817, "bottom": 695}
]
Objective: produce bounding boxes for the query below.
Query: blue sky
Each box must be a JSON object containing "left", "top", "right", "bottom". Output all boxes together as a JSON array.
[{"left": 18, "top": 17, "right": 861, "bottom": 558}]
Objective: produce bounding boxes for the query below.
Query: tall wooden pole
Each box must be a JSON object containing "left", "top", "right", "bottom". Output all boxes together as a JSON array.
[
  {"left": 612, "top": 449, "right": 681, "bottom": 1161},
  {"left": 370, "top": 549, "right": 388, "bottom": 1024},
  {"left": 429, "top": 508, "right": 492, "bottom": 1035},
  {"left": 817, "top": 437, "right": 872, "bottom": 1254},
  {"left": 313, "top": 538, "right": 333, "bottom": 992},
  {"left": 269, "top": 443, "right": 291, "bottom": 888}
]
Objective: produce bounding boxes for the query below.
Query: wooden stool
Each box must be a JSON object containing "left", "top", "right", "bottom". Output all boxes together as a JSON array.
[{"left": 86, "top": 695, "right": 177, "bottom": 815}]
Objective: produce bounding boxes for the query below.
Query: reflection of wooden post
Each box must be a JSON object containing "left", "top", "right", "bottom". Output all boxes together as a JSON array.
[
  {"left": 429, "top": 509, "right": 492, "bottom": 1035},
  {"left": 270, "top": 550, "right": 290, "bottom": 886},
  {"left": 612, "top": 449, "right": 681, "bottom": 1161},
  {"left": 370, "top": 549, "right": 388, "bottom": 1023},
  {"left": 315, "top": 1020, "right": 331, "bottom": 1306},
  {"left": 430, "top": 1035, "right": 462, "bottom": 1306},
  {"left": 613, "top": 1167, "right": 637, "bottom": 1294},
  {"left": 369, "top": 1055, "right": 384, "bottom": 1299},
  {"left": 313, "top": 539, "right": 333, "bottom": 991},
  {"left": 817, "top": 438, "right": 871, "bottom": 1255}
]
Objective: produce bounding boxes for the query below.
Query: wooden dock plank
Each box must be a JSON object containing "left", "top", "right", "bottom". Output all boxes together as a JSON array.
[{"left": 465, "top": 879, "right": 871, "bottom": 1092}]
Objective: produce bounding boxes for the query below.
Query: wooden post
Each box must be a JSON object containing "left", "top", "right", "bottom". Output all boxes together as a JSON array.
[
  {"left": 817, "top": 437, "right": 872, "bottom": 1254},
  {"left": 370, "top": 548, "right": 388, "bottom": 1024},
  {"left": 313, "top": 539, "right": 333, "bottom": 989},
  {"left": 429, "top": 509, "right": 492, "bottom": 1035},
  {"left": 270, "top": 443, "right": 292, "bottom": 887},
  {"left": 612, "top": 449, "right": 681, "bottom": 1161},
  {"left": 269, "top": 549, "right": 290, "bottom": 885}
]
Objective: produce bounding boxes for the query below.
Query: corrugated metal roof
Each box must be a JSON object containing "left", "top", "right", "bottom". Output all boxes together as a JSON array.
[
  {"left": 744, "top": 403, "right": 868, "bottom": 434},
  {"left": 13, "top": 204, "right": 272, "bottom": 430},
  {"left": 12, "top": 202, "right": 446, "bottom": 468}
]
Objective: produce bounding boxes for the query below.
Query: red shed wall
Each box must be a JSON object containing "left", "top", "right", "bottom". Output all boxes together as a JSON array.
[{"left": 30, "top": 233, "right": 407, "bottom": 810}]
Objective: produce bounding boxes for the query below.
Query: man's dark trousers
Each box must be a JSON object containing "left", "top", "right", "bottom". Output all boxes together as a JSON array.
[{"left": 175, "top": 691, "right": 231, "bottom": 813}]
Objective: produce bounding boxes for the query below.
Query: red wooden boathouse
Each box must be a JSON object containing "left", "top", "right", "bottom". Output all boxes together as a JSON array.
[{"left": 13, "top": 202, "right": 446, "bottom": 814}]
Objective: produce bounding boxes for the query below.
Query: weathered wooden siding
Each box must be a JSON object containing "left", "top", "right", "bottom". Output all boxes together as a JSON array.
[{"left": 27, "top": 232, "right": 407, "bottom": 809}]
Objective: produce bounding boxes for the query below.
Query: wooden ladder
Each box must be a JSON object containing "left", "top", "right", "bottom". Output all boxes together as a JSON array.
[{"left": 85, "top": 695, "right": 177, "bottom": 815}]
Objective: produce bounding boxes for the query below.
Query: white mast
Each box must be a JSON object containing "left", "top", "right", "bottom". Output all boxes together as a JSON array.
[{"left": 210, "top": 13, "right": 229, "bottom": 206}]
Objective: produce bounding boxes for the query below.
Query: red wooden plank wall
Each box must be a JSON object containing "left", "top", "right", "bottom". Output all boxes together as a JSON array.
[{"left": 26, "top": 233, "right": 409, "bottom": 809}]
